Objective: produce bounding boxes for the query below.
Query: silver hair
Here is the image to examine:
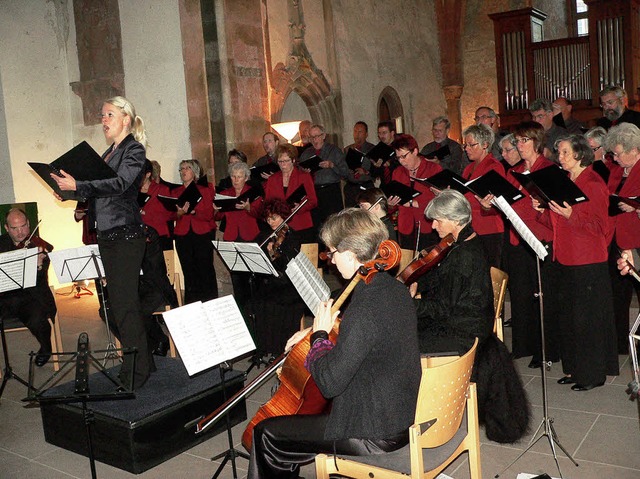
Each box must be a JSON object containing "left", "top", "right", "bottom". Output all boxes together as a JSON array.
[
  {"left": 425, "top": 189, "right": 471, "bottom": 226},
  {"left": 600, "top": 85, "right": 627, "bottom": 100},
  {"left": 604, "top": 123, "right": 640, "bottom": 153},
  {"left": 529, "top": 98, "right": 553, "bottom": 113},
  {"left": 583, "top": 126, "right": 607, "bottom": 146},
  {"left": 179, "top": 159, "right": 201, "bottom": 179},
  {"left": 462, "top": 123, "right": 495, "bottom": 150},
  {"left": 500, "top": 133, "right": 516, "bottom": 147},
  {"left": 432, "top": 116, "right": 451, "bottom": 130},
  {"left": 228, "top": 161, "right": 251, "bottom": 179}
]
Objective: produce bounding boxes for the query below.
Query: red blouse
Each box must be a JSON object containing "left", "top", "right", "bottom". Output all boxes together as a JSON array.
[
  {"left": 173, "top": 182, "right": 215, "bottom": 236},
  {"left": 141, "top": 181, "right": 174, "bottom": 237},
  {"left": 216, "top": 185, "right": 262, "bottom": 242},
  {"left": 264, "top": 168, "right": 318, "bottom": 232},
  {"left": 462, "top": 154, "right": 505, "bottom": 235},
  {"left": 610, "top": 160, "right": 640, "bottom": 249},
  {"left": 391, "top": 158, "right": 442, "bottom": 236},
  {"left": 536, "top": 166, "right": 610, "bottom": 265}
]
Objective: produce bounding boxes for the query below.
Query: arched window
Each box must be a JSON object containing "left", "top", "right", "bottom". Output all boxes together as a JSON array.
[{"left": 377, "top": 86, "right": 404, "bottom": 125}]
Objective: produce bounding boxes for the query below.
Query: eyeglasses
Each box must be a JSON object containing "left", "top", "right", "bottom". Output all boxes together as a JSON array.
[
  {"left": 600, "top": 98, "right": 621, "bottom": 108},
  {"left": 474, "top": 115, "right": 492, "bottom": 122},
  {"left": 532, "top": 113, "right": 549, "bottom": 121},
  {"left": 277, "top": 158, "right": 292, "bottom": 164},
  {"left": 515, "top": 137, "right": 532, "bottom": 144},
  {"left": 325, "top": 249, "right": 339, "bottom": 260},
  {"left": 463, "top": 142, "right": 479, "bottom": 149},
  {"left": 310, "top": 134, "right": 325, "bottom": 140},
  {"left": 592, "top": 145, "right": 602, "bottom": 152},
  {"left": 396, "top": 150, "right": 411, "bottom": 160},
  {"left": 502, "top": 147, "right": 516, "bottom": 153}
]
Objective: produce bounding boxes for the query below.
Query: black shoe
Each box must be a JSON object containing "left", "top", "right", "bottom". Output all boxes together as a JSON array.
[
  {"left": 34, "top": 348, "right": 52, "bottom": 367},
  {"left": 557, "top": 376, "right": 575, "bottom": 385},
  {"left": 528, "top": 359, "right": 542, "bottom": 369},
  {"left": 152, "top": 340, "right": 169, "bottom": 357},
  {"left": 571, "top": 382, "right": 605, "bottom": 391}
]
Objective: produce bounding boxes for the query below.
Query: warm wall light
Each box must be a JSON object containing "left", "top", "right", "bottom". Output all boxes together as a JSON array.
[{"left": 271, "top": 121, "right": 302, "bottom": 143}]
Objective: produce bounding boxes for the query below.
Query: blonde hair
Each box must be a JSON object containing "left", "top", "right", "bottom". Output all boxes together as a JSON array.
[{"left": 104, "top": 96, "right": 148, "bottom": 148}]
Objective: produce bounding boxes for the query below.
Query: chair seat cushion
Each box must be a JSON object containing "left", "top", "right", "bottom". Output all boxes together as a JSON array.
[{"left": 333, "top": 416, "right": 468, "bottom": 474}]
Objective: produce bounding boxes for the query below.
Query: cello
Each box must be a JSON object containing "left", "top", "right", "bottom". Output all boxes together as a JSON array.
[{"left": 196, "top": 239, "right": 401, "bottom": 450}]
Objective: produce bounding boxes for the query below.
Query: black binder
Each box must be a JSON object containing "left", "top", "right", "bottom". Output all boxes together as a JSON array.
[
  {"left": 418, "top": 169, "right": 468, "bottom": 194},
  {"left": 465, "top": 169, "right": 524, "bottom": 204},
  {"left": 345, "top": 148, "right": 365, "bottom": 170},
  {"left": 609, "top": 195, "right": 640, "bottom": 216},
  {"left": 156, "top": 181, "right": 203, "bottom": 214},
  {"left": 381, "top": 181, "right": 421, "bottom": 204},
  {"left": 29, "top": 141, "right": 117, "bottom": 200},
  {"left": 214, "top": 188, "right": 261, "bottom": 212},
  {"left": 511, "top": 166, "right": 588, "bottom": 208},
  {"left": 286, "top": 185, "right": 308, "bottom": 206},
  {"left": 137, "top": 192, "right": 151, "bottom": 208},
  {"left": 423, "top": 144, "right": 451, "bottom": 161},
  {"left": 250, "top": 162, "right": 280, "bottom": 180},
  {"left": 298, "top": 155, "right": 323, "bottom": 173},
  {"left": 366, "top": 142, "right": 395, "bottom": 161}
]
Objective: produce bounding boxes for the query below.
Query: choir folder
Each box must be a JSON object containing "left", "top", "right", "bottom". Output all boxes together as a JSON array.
[{"left": 511, "top": 166, "right": 588, "bottom": 208}]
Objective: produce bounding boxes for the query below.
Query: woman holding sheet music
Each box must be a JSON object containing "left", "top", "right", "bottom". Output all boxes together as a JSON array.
[
  {"left": 173, "top": 159, "right": 218, "bottom": 304},
  {"left": 264, "top": 143, "right": 318, "bottom": 243},
  {"left": 214, "top": 161, "right": 262, "bottom": 309},
  {"left": 51, "top": 96, "right": 154, "bottom": 389},
  {"left": 532, "top": 134, "right": 618, "bottom": 391},
  {"left": 140, "top": 159, "right": 174, "bottom": 251},
  {"left": 247, "top": 208, "right": 420, "bottom": 479},
  {"left": 461, "top": 124, "right": 506, "bottom": 268}
]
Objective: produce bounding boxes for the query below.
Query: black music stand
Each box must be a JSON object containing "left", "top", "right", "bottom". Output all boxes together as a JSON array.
[
  {"left": 0, "top": 247, "right": 40, "bottom": 400},
  {"left": 213, "top": 240, "right": 279, "bottom": 374},
  {"left": 24, "top": 332, "right": 135, "bottom": 479},
  {"left": 48, "top": 245, "right": 119, "bottom": 365},
  {"left": 492, "top": 196, "right": 578, "bottom": 479}
]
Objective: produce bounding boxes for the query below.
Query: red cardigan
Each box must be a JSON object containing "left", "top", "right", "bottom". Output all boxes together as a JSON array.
[
  {"left": 141, "top": 181, "right": 174, "bottom": 237},
  {"left": 507, "top": 156, "right": 555, "bottom": 246},
  {"left": 216, "top": 185, "right": 262, "bottom": 242},
  {"left": 392, "top": 158, "right": 442, "bottom": 236},
  {"left": 264, "top": 168, "right": 318, "bottom": 231},
  {"left": 610, "top": 160, "right": 640, "bottom": 249},
  {"left": 536, "top": 166, "right": 610, "bottom": 265},
  {"left": 173, "top": 182, "right": 215, "bottom": 236},
  {"left": 462, "top": 154, "right": 505, "bottom": 235}
]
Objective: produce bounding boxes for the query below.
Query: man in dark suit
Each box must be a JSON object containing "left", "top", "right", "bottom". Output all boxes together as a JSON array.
[
  {"left": 0, "top": 208, "right": 56, "bottom": 366},
  {"left": 597, "top": 85, "right": 640, "bottom": 130}
]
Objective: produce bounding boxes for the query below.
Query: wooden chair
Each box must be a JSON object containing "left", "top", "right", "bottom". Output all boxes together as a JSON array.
[
  {"left": 490, "top": 267, "right": 508, "bottom": 342},
  {"left": 315, "top": 339, "right": 481, "bottom": 479},
  {"left": 1, "top": 286, "right": 63, "bottom": 377},
  {"left": 398, "top": 248, "right": 415, "bottom": 274}
]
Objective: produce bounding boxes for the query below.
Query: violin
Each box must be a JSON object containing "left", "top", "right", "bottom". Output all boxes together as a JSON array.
[
  {"left": 16, "top": 220, "right": 53, "bottom": 252},
  {"left": 397, "top": 233, "right": 455, "bottom": 284},
  {"left": 196, "top": 240, "right": 401, "bottom": 450},
  {"left": 268, "top": 223, "right": 289, "bottom": 261}
]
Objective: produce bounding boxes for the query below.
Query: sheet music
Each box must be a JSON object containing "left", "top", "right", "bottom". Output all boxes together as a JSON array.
[
  {"left": 214, "top": 240, "right": 279, "bottom": 276},
  {"left": 0, "top": 247, "right": 38, "bottom": 292},
  {"left": 285, "top": 251, "right": 331, "bottom": 314},
  {"left": 493, "top": 196, "right": 548, "bottom": 260},
  {"left": 162, "top": 295, "right": 256, "bottom": 376},
  {"left": 48, "top": 244, "right": 104, "bottom": 283}
]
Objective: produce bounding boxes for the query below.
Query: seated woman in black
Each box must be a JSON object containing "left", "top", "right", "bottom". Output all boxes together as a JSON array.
[
  {"left": 248, "top": 208, "right": 421, "bottom": 479},
  {"left": 411, "top": 189, "right": 494, "bottom": 355}
]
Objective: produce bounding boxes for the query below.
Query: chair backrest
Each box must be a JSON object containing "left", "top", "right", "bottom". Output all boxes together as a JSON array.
[
  {"left": 398, "top": 248, "right": 415, "bottom": 273},
  {"left": 489, "top": 267, "right": 508, "bottom": 341},
  {"left": 300, "top": 243, "right": 319, "bottom": 267},
  {"left": 415, "top": 338, "right": 478, "bottom": 448},
  {"left": 163, "top": 250, "right": 176, "bottom": 285}
]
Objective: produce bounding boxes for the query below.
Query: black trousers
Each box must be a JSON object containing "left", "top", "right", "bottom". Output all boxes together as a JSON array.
[
  {"left": 99, "top": 236, "right": 153, "bottom": 389},
  {"left": 608, "top": 241, "right": 640, "bottom": 354},
  {"left": 313, "top": 183, "right": 344, "bottom": 231},
  {"left": 247, "top": 414, "right": 408, "bottom": 479},
  {"left": 478, "top": 232, "right": 503, "bottom": 270},
  {"left": 0, "top": 292, "right": 52, "bottom": 353},
  {"left": 175, "top": 230, "right": 218, "bottom": 304}
]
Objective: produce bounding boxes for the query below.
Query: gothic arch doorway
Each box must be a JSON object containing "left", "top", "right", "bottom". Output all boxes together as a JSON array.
[{"left": 377, "top": 86, "right": 404, "bottom": 124}]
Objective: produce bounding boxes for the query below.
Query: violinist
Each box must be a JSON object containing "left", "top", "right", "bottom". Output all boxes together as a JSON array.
[
  {"left": 245, "top": 198, "right": 305, "bottom": 361},
  {"left": 356, "top": 187, "right": 397, "bottom": 242},
  {"left": 248, "top": 208, "right": 420, "bottom": 479},
  {"left": 214, "top": 161, "right": 262, "bottom": 309},
  {"left": 410, "top": 190, "right": 494, "bottom": 355},
  {"left": 0, "top": 208, "right": 56, "bottom": 366}
]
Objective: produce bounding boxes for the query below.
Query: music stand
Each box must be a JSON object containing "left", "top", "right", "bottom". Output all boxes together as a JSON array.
[
  {"left": 163, "top": 296, "right": 256, "bottom": 478},
  {"left": 213, "top": 240, "right": 279, "bottom": 374},
  {"left": 48, "top": 245, "right": 119, "bottom": 365},
  {"left": 0, "top": 247, "right": 40, "bottom": 399},
  {"left": 492, "top": 196, "right": 578, "bottom": 478},
  {"left": 23, "top": 332, "right": 135, "bottom": 479}
]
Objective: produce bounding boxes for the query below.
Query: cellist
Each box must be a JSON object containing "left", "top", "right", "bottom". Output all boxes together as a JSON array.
[{"left": 247, "top": 208, "right": 421, "bottom": 479}]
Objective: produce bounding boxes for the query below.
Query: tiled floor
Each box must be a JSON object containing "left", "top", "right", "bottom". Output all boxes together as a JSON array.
[{"left": 1, "top": 277, "right": 639, "bottom": 479}]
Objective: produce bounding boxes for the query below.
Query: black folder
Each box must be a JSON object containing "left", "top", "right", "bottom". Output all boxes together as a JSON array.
[
  {"left": 137, "top": 192, "right": 151, "bottom": 208},
  {"left": 29, "top": 141, "right": 117, "bottom": 200},
  {"left": 511, "top": 166, "right": 588, "bottom": 208},
  {"left": 609, "top": 195, "right": 640, "bottom": 216},
  {"left": 214, "top": 188, "right": 261, "bottom": 212},
  {"left": 381, "top": 180, "right": 421, "bottom": 205},
  {"left": 423, "top": 144, "right": 451, "bottom": 161},
  {"left": 296, "top": 144, "right": 311, "bottom": 157},
  {"left": 159, "top": 177, "right": 182, "bottom": 190},
  {"left": 156, "top": 181, "right": 202, "bottom": 214},
  {"left": 366, "top": 142, "right": 395, "bottom": 161},
  {"left": 286, "top": 185, "right": 308, "bottom": 206},
  {"left": 592, "top": 160, "right": 610, "bottom": 184},
  {"left": 298, "top": 155, "right": 323, "bottom": 173},
  {"left": 345, "top": 148, "right": 365, "bottom": 170},
  {"left": 465, "top": 169, "right": 524, "bottom": 204},
  {"left": 250, "top": 162, "right": 280, "bottom": 180},
  {"left": 418, "top": 169, "right": 469, "bottom": 194}
]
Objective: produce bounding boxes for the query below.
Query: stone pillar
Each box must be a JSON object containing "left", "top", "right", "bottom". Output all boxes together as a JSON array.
[{"left": 443, "top": 86, "right": 464, "bottom": 143}]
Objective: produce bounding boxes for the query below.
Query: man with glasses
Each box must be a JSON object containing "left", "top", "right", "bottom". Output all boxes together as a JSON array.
[
  {"left": 596, "top": 85, "right": 640, "bottom": 130},
  {"left": 420, "top": 116, "right": 465, "bottom": 175},
  {"left": 474, "top": 106, "right": 506, "bottom": 161},
  {"left": 529, "top": 98, "right": 568, "bottom": 162},
  {"left": 299, "top": 124, "right": 349, "bottom": 228}
]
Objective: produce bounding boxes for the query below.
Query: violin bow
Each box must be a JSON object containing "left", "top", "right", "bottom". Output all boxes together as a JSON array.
[{"left": 259, "top": 198, "right": 308, "bottom": 248}]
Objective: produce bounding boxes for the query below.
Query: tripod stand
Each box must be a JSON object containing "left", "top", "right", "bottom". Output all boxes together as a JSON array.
[
  {"left": 0, "top": 316, "right": 31, "bottom": 399},
  {"left": 496, "top": 256, "right": 578, "bottom": 478},
  {"left": 210, "top": 362, "right": 250, "bottom": 479}
]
